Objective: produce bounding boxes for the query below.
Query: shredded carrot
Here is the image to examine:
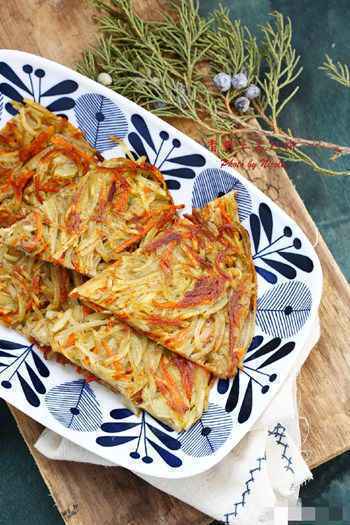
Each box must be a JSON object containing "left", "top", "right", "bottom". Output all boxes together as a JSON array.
[
  {"left": 50, "top": 135, "right": 94, "bottom": 174},
  {"left": 159, "top": 240, "right": 177, "bottom": 273},
  {"left": 31, "top": 274, "right": 41, "bottom": 294},
  {"left": 185, "top": 209, "right": 216, "bottom": 241},
  {"left": 19, "top": 127, "right": 55, "bottom": 162},
  {"left": 112, "top": 359, "right": 128, "bottom": 380},
  {"left": 82, "top": 304, "right": 94, "bottom": 316},
  {"left": 65, "top": 209, "right": 82, "bottom": 234},
  {"left": 107, "top": 180, "right": 116, "bottom": 202},
  {"left": 39, "top": 345, "right": 52, "bottom": 360},
  {"left": 102, "top": 339, "right": 114, "bottom": 357},
  {"left": 154, "top": 276, "right": 226, "bottom": 309},
  {"left": 0, "top": 210, "right": 24, "bottom": 227},
  {"left": 156, "top": 359, "right": 189, "bottom": 414},
  {"left": 112, "top": 175, "right": 129, "bottom": 213},
  {"left": 147, "top": 315, "right": 184, "bottom": 327},
  {"left": 58, "top": 267, "right": 70, "bottom": 304},
  {"left": 144, "top": 229, "right": 182, "bottom": 253},
  {"left": 114, "top": 235, "right": 143, "bottom": 254},
  {"left": 65, "top": 333, "right": 76, "bottom": 347},
  {"left": 10, "top": 170, "right": 34, "bottom": 202},
  {"left": 173, "top": 356, "right": 195, "bottom": 401},
  {"left": 214, "top": 252, "right": 232, "bottom": 280},
  {"left": 218, "top": 199, "right": 233, "bottom": 226},
  {"left": 85, "top": 373, "right": 97, "bottom": 383},
  {"left": 34, "top": 209, "right": 44, "bottom": 243},
  {"left": 0, "top": 314, "right": 14, "bottom": 325}
]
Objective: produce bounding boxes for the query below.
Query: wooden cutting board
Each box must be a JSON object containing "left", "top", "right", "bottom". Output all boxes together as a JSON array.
[{"left": 1, "top": 1, "right": 350, "bottom": 524}]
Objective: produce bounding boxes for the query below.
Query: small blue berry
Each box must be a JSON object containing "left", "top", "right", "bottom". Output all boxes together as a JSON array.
[
  {"left": 245, "top": 84, "right": 261, "bottom": 99},
  {"left": 213, "top": 72, "right": 232, "bottom": 92},
  {"left": 231, "top": 72, "right": 248, "bottom": 90},
  {"left": 234, "top": 96, "right": 250, "bottom": 113},
  {"left": 154, "top": 100, "right": 167, "bottom": 110}
]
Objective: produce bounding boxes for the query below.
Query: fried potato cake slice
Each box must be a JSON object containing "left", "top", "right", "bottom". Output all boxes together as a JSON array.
[
  {"left": 71, "top": 193, "right": 257, "bottom": 378},
  {"left": 1, "top": 158, "right": 178, "bottom": 275},
  {"left": 0, "top": 100, "right": 98, "bottom": 226},
  {"left": 0, "top": 244, "right": 210, "bottom": 432}
]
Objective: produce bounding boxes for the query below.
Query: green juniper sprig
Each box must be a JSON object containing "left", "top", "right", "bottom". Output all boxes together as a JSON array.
[
  {"left": 78, "top": 0, "right": 350, "bottom": 176},
  {"left": 320, "top": 54, "right": 350, "bottom": 88}
]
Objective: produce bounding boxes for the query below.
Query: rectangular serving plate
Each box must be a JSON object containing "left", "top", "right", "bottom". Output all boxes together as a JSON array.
[{"left": 0, "top": 50, "right": 322, "bottom": 479}]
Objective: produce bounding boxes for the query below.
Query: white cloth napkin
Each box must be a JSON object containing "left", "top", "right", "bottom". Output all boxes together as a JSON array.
[{"left": 36, "top": 318, "right": 320, "bottom": 525}]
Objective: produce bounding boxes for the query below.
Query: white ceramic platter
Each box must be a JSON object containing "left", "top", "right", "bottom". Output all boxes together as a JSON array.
[{"left": 0, "top": 50, "right": 322, "bottom": 479}]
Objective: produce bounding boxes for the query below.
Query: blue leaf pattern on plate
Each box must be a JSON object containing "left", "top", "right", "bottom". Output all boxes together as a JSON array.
[
  {"left": 0, "top": 340, "right": 50, "bottom": 407},
  {"left": 259, "top": 202, "right": 273, "bottom": 242},
  {"left": 250, "top": 203, "right": 314, "bottom": 282},
  {"left": 74, "top": 93, "right": 128, "bottom": 151},
  {"left": 0, "top": 63, "right": 32, "bottom": 94},
  {"left": 97, "top": 410, "right": 182, "bottom": 468},
  {"left": 192, "top": 168, "right": 252, "bottom": 222},
  {"left": 0, "top": 83, "right": 23, "bottom": 103},
  {"left": 257, "top": 281, "right": 312, "bottom": 337},
  {"left": 46, "top": 97, "right": 76, "bottom": 112},
  {"left": 128, "top": 115, "right": 206, "bottom": 189},
  {"left": 45, "top": 379, "right": 102, "bottom": 431},
  {"left": 238, "top": 379, "right": 253, "bottom": 424},
  {"left": 217, "top": 337, "right": 293, "bottom": 421},
  {"left": 41, "top": 80, "right": 78, "bottom": 97},
  {"left": 0, "top": 52, "right": 321, "bottom": 476},
  {"left": 0, "top": 62, "right": 78, "bottom": 115},
  {"left": 179, "top": 403, "right": 232, "bottom": 457},
  {"left": 131, "top": 114, "right": 156, "bottom": 152}
]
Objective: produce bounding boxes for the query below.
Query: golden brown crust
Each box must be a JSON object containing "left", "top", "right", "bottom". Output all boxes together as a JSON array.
[
  {"left": 0, "top": 100, "right": 98, "bottom": 226},
  {"left": 71, "top": 192, "right": 257, "bottom": 378},
  {"left": 0, "top": 244, "right": 210, "bottom": 432},
  {"left": 1, "top": 158, "right": 177, "bottom": 276}
]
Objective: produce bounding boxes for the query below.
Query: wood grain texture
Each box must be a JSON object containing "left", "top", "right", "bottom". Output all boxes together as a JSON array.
[{"left": 1, "top": 0, "right": 350, "bottom": 524}]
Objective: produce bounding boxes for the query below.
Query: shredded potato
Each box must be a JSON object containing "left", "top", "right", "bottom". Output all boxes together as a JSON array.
[
  {"left": 0, "top": 244, "right": 210, "bottom": 431},
  {"left": 1, "top": 158, "right": 178, "bottom": 275},
  {"left": 0, "top": 100, "right": 98, "bottom": 226},
  {"left": 71, "top": 193, "right": 257, "bottom": 378},
  {"left": 0, "top": 101, "right": 256, "bottom": 428}
]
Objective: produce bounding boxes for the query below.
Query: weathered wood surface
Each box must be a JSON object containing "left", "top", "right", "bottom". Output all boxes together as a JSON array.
[{"left": 1, "top": 1, "right": 350, "bottom": 524}]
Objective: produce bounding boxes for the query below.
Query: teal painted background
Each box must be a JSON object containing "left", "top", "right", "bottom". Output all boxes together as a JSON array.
[{"left": 0, "top": 1, "right": 349, "bottom": 524}]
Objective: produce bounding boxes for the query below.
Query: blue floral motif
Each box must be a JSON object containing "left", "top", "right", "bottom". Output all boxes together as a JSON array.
[
  {"left": 45, "top": 379, "right": 102, "bottom": 431},
  {"left": 0, "top": 62, "right": 78, "bottom": 115},
  {"left": 0, "top": 339, "right": 49, "bottom": 407},
  {"left": 97, "top": 409, "right": 182, "bottom": 468},
  {"left": 192, "top": 168, "right": 252, "bottom": 222},
  {"left": 250, "top": 202, "right": 314, "bottom": 283},
  {"left": 179, "top": 403, "right": 232, "bottom": 457},
  {"left": 74, "top": 93, "right": 128, "bottom": 151},
  {"left": 257, "top": 280, "right": 312, "bottom": 337},
  {"left": 128, "top": 113, "right": 206, "bottom": 190},
  {"left": 217, "top": 336, "right": 295, "bottom": 421}
]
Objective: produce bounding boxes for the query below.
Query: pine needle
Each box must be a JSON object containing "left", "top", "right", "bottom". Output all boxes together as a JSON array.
[
  {"left": 320, "top": 54, "right": 350, "bottom": 88},
  {"left": 77, "top": 0, "right": 350, "bottom": 177}
]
